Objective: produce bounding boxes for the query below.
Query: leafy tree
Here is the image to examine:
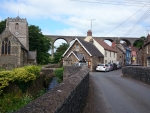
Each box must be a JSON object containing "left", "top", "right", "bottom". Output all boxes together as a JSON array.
[
  {"left": 133, "top": 36, "right": 145, "bottom": 48},
  {"left": 0, "top": 19, "right": 6, "bottom": 34},
  {"left": 53, "top": 43, "right": 69, "bottom": 63},
  {"left": 29, "top": 25, "right": 52, "bottom": 64}
]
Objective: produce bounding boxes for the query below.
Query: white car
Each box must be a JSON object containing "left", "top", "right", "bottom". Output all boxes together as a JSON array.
[
  {"left": 96, "top": 64, "right": 109, "bottom": 72},
  {"left": 73, "top": 62, "right": 87, "bottom": 66}
]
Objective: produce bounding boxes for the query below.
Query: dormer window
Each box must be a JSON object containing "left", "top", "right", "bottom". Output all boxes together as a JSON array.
[
  {"left": 15, "top": 23, "right": 19, "bottom": 30},
  {"left": 2, "top": 38, "right": 11, "bottom": 55}
]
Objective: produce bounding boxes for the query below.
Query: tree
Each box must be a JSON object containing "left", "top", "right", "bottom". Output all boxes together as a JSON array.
[
  {"left": 0, "top": 19, "right": 6, "bottom": 34},
  {"left": 53, "top": 43, "right": 69, "bottom": 63},
  {"left": 29, "top": 25, "right": 52, "bottom": 64},
  {"left": 133, "top": 36, "right": 145, "bottom": 48}
]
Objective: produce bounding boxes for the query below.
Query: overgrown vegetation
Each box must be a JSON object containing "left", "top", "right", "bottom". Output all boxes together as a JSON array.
[
  {"left": 0, "top": 65, "right": 41, "bottom": 94},
  {"left": 0, "top": 88, "right": 46, "bottom": 113},
  {"left": 54, "top": 68, "right": 64, "bottom": 83},
  {"left": 0, "top": 65, "right": 46, "bottom": 113}
]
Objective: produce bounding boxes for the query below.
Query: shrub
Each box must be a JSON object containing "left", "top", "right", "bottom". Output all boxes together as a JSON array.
[
  {"left": 0, "top": 65, "right": 41, "bottom": 94},
  {"left": 0, "top": 71, "right": 13, "bottom": 94},
  {"left": 54, "top": 68, "right": 63, "bottom": 83}
]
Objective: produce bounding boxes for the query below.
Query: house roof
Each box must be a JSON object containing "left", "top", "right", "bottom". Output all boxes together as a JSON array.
[
  {"left": 27, "top": 51, "right": 36, "bottom": 60},
  {"left": 116, "top": 44, "right": 126, "bottom": 54},
  {"left": 77, "top": 38, "right": 104, "bottom": 57},
  {"left": 67, "top": 51, "right": 85, "bottom": 61},
  {"left": 130, "top": 46, "right": 139, "bottom": 52},
  {"left": 93, "top": 38, "right": 117, "bottom": 52},
  {"left": 62, "top": 38, "right": 104, "bottom": 57}
]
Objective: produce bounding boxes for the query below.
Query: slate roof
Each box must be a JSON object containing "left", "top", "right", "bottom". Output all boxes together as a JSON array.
[
  {"left": 27, "top": 51, "right": 36, "bottom": 60},
  {"left": 73, "top": 51, "right": 85, "bottom": 61},
  {"left": 78, "top": 38, "right": 104, "bottom": 57},
  {"left": 93, "top": 38, "right": 117, "bottom": 52},
  {"left": 63, "top": 38, "right": 104, "bottom": 57},
  {"left": 116, "top": 44, "right": 126, "bottom": 54}
]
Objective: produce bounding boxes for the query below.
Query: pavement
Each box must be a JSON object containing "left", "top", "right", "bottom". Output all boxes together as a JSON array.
[{"left": 82, "top": 69, "right": 150, "bottom": 113}]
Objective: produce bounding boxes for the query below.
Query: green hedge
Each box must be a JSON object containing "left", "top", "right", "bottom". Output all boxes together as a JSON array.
[{"left": 0, "top": 65, "right": 41, "bottom": 94}]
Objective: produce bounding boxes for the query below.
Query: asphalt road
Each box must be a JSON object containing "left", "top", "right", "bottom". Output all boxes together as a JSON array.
[{"left": 85, "top": 69, "right": 150, "bottom": 113}]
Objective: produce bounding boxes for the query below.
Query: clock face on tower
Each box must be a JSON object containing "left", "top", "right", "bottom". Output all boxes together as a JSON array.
[{"left": 15, "top": 32, "right": 19, "bottom": 36}]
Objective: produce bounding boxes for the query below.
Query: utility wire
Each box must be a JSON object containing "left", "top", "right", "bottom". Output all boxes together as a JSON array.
[
  {"left": 70, "top": 0, "right": 150, "bottom": 7},
  {"left": 101, "top": 1, "right": 149, "bottom": 37},
  {"left": 122, "top": 7, "right": 150, "bottom": 37}
]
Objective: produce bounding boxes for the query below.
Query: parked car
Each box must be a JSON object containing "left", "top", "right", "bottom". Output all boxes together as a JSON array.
[
  {"left": 112, "top": 63, "right": 118, "bottom": 70},
  {"left": 107, "top": 63, "right": 114, "bottom": 71},
  {"left": 72, "top": 62, "right": 87, "bottom": 66},
  {"left": 96, "top": 64, "right": 109, "bottom": 72},
  {"left": 116, "top": 62, "right": 122, "bottom": 69}
]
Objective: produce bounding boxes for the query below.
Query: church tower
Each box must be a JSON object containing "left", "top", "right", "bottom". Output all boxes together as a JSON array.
[{"left": 6, "top": 16, "right": 29, "bottom": 50}]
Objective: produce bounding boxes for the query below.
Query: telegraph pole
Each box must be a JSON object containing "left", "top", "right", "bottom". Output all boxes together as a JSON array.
[{"left": 88, "top": 19, "right": 95, "bottom": 31}]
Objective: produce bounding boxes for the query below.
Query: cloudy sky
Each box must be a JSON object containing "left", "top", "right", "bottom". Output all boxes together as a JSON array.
[{"left": 1, "top": 0, "right": 150, "bottom": 48}]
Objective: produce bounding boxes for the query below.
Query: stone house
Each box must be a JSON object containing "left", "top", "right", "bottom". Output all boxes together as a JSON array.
[
  {"left": 62, "top": 38, "right": 104, "bottom": 71},
  {"left": 0, "top": 16, "right": 36, "bottom": 69},
  {"left": 114, "top": 43, "right": 126, "bottom": 66},
  {"left": 136, "top": 46, "right": 143, "bottom": 65},
  {"left": 137, "top": 34, "right": 150, "bottom": 67},
  {"left": 84, "top": 30, "right": 117, "bottom": 64}
]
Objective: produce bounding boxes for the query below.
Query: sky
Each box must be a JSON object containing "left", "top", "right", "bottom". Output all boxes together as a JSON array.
[{"left": 1, "top": 0, "right": 150, "bottom": 49}]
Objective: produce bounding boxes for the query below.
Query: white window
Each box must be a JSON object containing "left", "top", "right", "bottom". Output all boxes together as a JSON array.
[
  {"left": 76, "top": 44, "right": 79, "bottom": 51},
  {"left": 105, "top": 51, "right": 107, "bottom": 57}
]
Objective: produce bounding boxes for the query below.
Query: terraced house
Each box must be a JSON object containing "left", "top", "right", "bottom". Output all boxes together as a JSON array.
[{"left": 84, "top": 30, "right": 117, "bottom": 64}]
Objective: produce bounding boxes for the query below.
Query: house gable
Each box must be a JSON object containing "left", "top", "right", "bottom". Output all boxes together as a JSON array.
[{"left": 62, "top": 38, "right": 92, "bottom": 57}]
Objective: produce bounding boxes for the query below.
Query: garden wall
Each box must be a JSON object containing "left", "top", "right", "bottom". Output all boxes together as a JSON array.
[
  {"left": 122, "top": 66, "right": 150, "bottom": 84},
  {"left": 15, "top": 66, "right": 89, "bottom": 113}
]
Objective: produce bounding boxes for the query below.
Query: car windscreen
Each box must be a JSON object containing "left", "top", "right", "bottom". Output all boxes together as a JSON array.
[{"left": 98, "top": 64, "right": 104, "bottom": 66}]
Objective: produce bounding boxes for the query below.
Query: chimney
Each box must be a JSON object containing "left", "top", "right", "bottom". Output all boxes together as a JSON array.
[
  {"left": 87, "top": 30, "right": 92, "bottom": 36},
  {"left": 111, "top": 42, "right": 116, "bottom": 49}
]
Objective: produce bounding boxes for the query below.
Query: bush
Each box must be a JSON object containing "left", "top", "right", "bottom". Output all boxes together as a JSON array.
[
  {"left": 54, "top": 68, "right": 63, "bottom": 83},
  {"left": 0, "top": 71, "right": 13, "bottom": 94},
  {"left": 0, "top": 66, "right": 41, "bottom": 94}
]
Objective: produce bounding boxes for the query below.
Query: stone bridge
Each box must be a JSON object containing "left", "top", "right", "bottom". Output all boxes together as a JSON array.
[
  {"left": 45, "top": 35, "right": 140, "bottom": 56},
  {"left": 14, "top": 66, "right": 150, "bottom": 113}
]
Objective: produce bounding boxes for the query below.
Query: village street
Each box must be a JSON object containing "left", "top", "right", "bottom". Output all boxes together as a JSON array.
[{"left": 83, "top": 69, "right": 150, "bottom": 113}]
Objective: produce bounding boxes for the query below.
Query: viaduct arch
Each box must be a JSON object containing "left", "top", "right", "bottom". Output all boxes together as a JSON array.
[{"left": 45, "top": 35, "right": 140, "bottom": 57}]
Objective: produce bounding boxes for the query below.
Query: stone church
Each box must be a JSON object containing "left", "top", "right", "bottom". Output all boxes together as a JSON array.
[{"left": 0, "top": 16, "right": 36, "bottom": 69}]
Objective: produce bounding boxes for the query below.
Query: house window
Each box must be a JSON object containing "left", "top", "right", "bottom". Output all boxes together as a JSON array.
[
  {"left": 105, "top": 60, "right": 107, "bottom": 63},
  {"left": 147, "top": 46, "right": 148, "bottom": 54},
  {"left": 110, "top": 51, "right": 111, "bottom": 57},
  {"left": 15, "top": 23, "right": 19, "bottom": 30},
  {"left": 105, "top": 51, "right": 107, "bottom": 57},
  {"left": 1, "top": 38, "right": 11, "bottom": 55},
  {"left": 76, "top": 44, "right": 79, "bottom": 51},
  {"left": 114, "top": 52, "right": 115, "bottom": 58}
]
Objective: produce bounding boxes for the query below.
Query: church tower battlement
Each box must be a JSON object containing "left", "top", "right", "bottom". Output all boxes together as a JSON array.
[{"left": 6, "top": 16, "right": 29, "bottom": 50}]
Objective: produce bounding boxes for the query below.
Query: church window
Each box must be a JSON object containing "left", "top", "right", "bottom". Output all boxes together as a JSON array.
[
  {"left": 1, "top": 38, "right": 11, "bottom": 55},
  {"left": 15, "top": 23, "right": 19, "bottom": 29}
]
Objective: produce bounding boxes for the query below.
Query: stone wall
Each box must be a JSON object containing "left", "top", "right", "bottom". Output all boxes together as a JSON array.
[
  {"left": 122, "top": 66, "right": 150, "bottom": 84},
  {"left": 15, "top": 66, "right": 89, "bottom": 113},
  {"left": 63, "top": 66, "right": 82, "bottom": 80}
]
